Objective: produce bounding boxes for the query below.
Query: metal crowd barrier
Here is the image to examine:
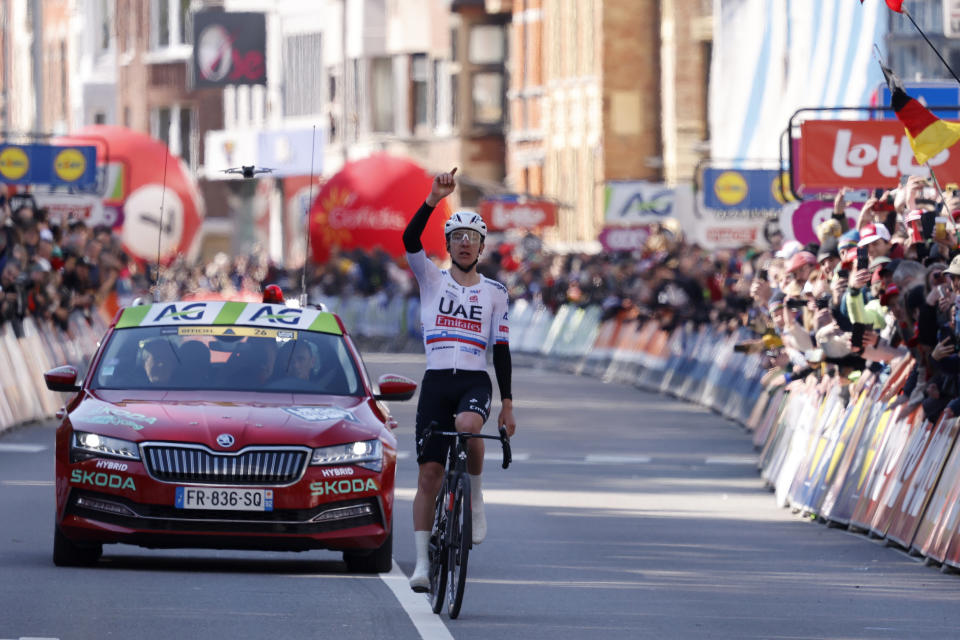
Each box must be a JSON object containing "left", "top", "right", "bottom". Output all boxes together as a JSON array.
[{"left": 0, "top": 314, "right": 107, "bottom": 435}]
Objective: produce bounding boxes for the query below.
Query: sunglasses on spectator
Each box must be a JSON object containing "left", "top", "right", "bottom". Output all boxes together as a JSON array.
[{"left": 449, "top": 230, "right": 482, "bottom": 244}]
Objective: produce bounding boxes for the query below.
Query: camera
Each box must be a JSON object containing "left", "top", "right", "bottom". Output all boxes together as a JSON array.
[
  {"left": 785, "top": 298, "right": 806, "bottom": 310},
  {"left": 815, "top": 296, "right": 830, "bottom": 310}
]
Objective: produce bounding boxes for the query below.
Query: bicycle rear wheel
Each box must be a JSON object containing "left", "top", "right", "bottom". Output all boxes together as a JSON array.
[
  {"left": 429, "top": 476, "right": 450, "bottom": 614},
  {"left": 447, "top": 473, "right": 471, "bottom": 619}
]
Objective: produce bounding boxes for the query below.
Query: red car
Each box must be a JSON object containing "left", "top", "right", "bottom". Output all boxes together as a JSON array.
[{"left": 44, "top": 298, "right": 417, "bottom": 572}]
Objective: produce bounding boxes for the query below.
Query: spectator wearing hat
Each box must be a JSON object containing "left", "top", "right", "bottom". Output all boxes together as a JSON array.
[
  {"left": 776, "top": 240, "right": 804, "bottom": 262},
  {"left": 785, "top": 251, "right": 817, "bottom": 285},
  {"left": 858, "top": 223, "right": 892, "bottom": 260},
  {"left": 817, "top": 236, "right": 840, "bottom": 277}
]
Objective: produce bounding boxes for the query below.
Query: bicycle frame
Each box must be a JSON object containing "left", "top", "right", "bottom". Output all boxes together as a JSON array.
[{"left": 425, "top": 426, "right": 511, "bottom": 618}]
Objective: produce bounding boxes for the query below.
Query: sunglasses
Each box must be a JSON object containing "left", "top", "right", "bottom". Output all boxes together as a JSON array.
[{"left": 449, "top": 230, "right": 482, "bottom": 244}]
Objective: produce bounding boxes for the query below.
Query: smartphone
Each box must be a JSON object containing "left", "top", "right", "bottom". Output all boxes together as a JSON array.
[
  {"left": 883, "top": 210, "right": 898, "bottom": 236},
  {"left": 922, "top": 209, "right": 938, "bottom": 239},
  {"left": 857, "top": 246, "right": 869, "bottom": 270},
  {"left": 837, "top": 268, "right": 850, "bottom": 281},
  {"left": 757, "top": 268, "right": 768, "bottom": 281},
  {"left": 815, "top": 296, "right": 830, "bottom": 310},
  {"left": 851, "top": 324, "right": 866, "bottom": 350}
]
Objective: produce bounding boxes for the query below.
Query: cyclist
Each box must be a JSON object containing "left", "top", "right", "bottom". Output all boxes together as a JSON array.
[{"left": 403, "top": 168, "right": 517, "bottom": 592}]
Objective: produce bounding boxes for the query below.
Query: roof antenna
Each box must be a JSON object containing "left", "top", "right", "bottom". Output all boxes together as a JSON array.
[
  {"left": 153, "top": 145, "right": 170, "bottom": 302},
  {"left": 300, "top": 124, "right": 317, "bottom": 308}
]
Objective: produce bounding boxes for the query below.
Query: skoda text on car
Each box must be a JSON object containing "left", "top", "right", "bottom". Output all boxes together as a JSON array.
[{"left": 45, "top": 299, "right": 417, "bottom": 572}]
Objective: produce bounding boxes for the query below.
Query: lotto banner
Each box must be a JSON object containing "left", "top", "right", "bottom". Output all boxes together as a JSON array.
[{"left": 798, "top": 120, "right": 960, "bottom": 190}]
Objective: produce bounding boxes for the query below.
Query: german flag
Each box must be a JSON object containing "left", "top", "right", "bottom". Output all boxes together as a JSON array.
[{"left": 882, "top": 63, "right": 960, "bottom": 165}]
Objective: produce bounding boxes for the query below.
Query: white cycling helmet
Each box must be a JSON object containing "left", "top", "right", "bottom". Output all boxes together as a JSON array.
[{"left": 444, "top": 211, "right": 487, "bottom": 239}]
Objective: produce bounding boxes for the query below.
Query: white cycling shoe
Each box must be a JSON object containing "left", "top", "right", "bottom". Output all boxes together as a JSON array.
[
  {"left": 409, "top": 564, "right": 430, "bottom": 593},
  {"left": 472, "top": 494, "right": 487, "bottom": 545}
]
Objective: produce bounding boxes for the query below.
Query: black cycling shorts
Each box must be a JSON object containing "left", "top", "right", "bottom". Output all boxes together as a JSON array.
[{"left": 415, "top": 369, "right": 492, "bottom": 465}]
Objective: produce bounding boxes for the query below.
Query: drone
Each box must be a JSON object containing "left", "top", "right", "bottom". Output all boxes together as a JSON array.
[{"left": 222, "top": 165, "right": 274, "bottom": 179}]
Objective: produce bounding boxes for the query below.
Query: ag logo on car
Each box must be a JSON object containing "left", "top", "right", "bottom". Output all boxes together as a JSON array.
[{"left": 216, "top": 434, "right": 235, "bottom": 448}]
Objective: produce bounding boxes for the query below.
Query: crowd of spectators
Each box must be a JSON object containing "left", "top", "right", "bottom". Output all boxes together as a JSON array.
[
  {"left": 13, "top": 171, "right": 960, "bottom": 428},
  {"left": 0, "top": 194, "right": 139, "bottom": 336}
]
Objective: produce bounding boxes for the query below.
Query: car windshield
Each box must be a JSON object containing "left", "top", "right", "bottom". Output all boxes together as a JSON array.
[{"left": 90, "top": 325, "right": 362, "bottom": 395}]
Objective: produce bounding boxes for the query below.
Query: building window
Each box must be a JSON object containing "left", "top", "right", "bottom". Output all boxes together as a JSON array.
[
  {"left": 283, "top": 33, "right": 323, "bottom": 117},
  {"left": 151, "top": 104, "right": 195, "bottom": 170},
  {"left": 472, "top": 71, "right": 504, "bottom": 126},
  {"left": 94, "top": 112, "right": 107, "bottom": 125},
  {"left": 99, "top": 0, "right": 112, "bottom": 53},
  {"left": 469, "top": 24, "right": 505, "bottom": 64},
  {"left": 326, "top": 66, "right": 341, "bottom": 144},
  {"left": 411, "top": 54, "right": 428, "bottom": 129},
  {"left": 371, "top": 57, "right": 394, "bottom": 133},
  {"left": 433, "top": 59, "right": 452, "bottom": 132},
  {"left": 151, "top": 0, "right": 191, "bottom": 50}
]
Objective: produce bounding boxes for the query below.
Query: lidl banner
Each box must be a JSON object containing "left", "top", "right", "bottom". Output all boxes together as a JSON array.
[
  {"left": 0, "top": 144, "right": 97, "bottom": 188},
  {"left": 702, "top": 168, "right": 792, "bottom": 210}
]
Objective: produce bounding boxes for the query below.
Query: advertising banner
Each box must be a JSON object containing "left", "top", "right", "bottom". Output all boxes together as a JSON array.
[
  {"left": 193, "top": 11, "right": 267, "bottom": 87},
  {"left": 479, "top": 197, "right": 557, "bottom": 231},
  {"left": 597, "top": 226, "right": 650, "bottom": 252},
  {"left": 702, "top": 168, "right": 791, "bottom": 210},
  {"left": 603, "top": 181, "right": 675, "bottom": 225},
  {"left": 912, "top": 434, "right": 960, "bottom": 561},
  {"left": 778, "top": 200, "right": 859, "bottom": 245},
  {"left": 0, "top": 144, "right": 97, "bottom": 189},
  {"left": 798, "top": 120, "right": 958, "bottom": 190},
  {"left": 887, "top": 417, "right": 960, "bottom": 549}
]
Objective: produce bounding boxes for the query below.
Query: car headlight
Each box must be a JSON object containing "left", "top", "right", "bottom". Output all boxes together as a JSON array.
[
  {"left": 311, "top": 439, "right": 382, "bottom": 472},
  {"left": 72, "top": 431, "right": 141, "bottom": 461}
]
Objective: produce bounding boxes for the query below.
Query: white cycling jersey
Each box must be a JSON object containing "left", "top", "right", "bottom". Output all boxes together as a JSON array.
[{"left": 407, "top": 250, "right": 510, "bottom": 371}]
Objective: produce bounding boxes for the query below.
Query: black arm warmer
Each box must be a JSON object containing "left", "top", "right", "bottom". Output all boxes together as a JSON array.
[
  {"left": 493, "top": 343, "right": 512, "bottom": 401},
  {"left": 402, "top": 201, "right": 436, "bottom": 253}
]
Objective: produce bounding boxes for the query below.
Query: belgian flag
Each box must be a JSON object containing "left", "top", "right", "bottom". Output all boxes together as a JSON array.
[{"left": 882, "top": 63, "right": 960, "bottom": 165}]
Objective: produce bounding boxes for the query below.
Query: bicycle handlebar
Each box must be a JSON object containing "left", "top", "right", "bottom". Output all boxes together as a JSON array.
[{"left": 423, "top": 425, "right": 512, "bottom": 469}]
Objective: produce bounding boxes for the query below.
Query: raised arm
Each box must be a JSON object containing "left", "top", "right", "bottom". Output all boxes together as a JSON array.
[{"left": 402, "top": 168, "right": 457, "bottom": 253}]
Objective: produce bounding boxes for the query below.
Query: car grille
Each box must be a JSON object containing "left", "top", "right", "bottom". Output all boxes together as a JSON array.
[{"left": 142, "top": 445, "right": 309, "bottom": 485}]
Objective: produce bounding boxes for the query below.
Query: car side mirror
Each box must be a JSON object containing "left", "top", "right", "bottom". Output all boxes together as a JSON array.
[
  {"left": 374, "top": 374, "right": 417, "bottom": 401},
  {"left": 44, "top": 365, "right": 81, "bottom": 393}
]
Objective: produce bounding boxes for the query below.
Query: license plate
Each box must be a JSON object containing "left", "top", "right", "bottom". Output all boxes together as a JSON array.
[{"left": 175, "top": 487, "right": 274, "bottom": 511}]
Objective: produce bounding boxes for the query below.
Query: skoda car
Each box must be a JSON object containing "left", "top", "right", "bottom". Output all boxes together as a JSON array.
[{"left": 44, "top": 299, "right": 417, "bottom": 572}]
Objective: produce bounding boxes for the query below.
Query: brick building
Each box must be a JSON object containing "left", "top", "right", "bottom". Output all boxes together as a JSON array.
[{"left": 506, "top": 0, "right": 712, "bottom": 245}]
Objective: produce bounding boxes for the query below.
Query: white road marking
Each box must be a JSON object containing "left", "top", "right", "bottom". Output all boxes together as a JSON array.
[
  {"left": 0, "top": 444, "right": 47, "bottom": 453},
  {"left": 379, "top": 561, "right": 453, "bottom": 640},
  {"left": 485, "top": 452, "right": 529, "bottom": 462},
  {"left": 1, "top": 480, "right": 54, "bottom": 487},
  {"left": 704, "top": 455, "right": 757, "bottom": 465},
  {"left": 584, "top": 454, "right": 652, "bottom": 464}
]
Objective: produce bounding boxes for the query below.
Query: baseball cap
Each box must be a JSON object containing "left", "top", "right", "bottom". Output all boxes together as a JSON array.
[
  {"left": 786, "top": 251, "right": 817, "bottom": 273},
  {"left": 839, "top": 229, "right": 860, "bottom": 251},
  {"left": 776, "top": 240, "right": 804, "bottom": 260},
  {"left": 945, "top": 254, "right": 960, "bottom": 277},
  {"left": 869, "top": 256, "right": 891, "bottom": 270},
  {"left": 817, "top": 237, "right": 839, "bottom": 263},
  {"left": 858, "top": 223, "right": 891, "bottom": 247},
  {"left": 39, "top": 228, "right": 54, "bottom": 243}
]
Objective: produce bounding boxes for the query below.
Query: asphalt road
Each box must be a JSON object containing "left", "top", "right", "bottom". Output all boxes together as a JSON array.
[{"left": 2, "top": 354, "right": 960, "bottom": 639}]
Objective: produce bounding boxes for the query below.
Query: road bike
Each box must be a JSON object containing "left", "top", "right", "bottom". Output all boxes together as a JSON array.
[{"left": 424, "top": 425, "right": 511, "bottom": 618}]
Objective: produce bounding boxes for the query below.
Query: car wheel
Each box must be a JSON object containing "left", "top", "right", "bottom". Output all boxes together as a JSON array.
[
  {"left": 53, "top": 527, "right": 102, "bottom": 567},
  {"left": 343, "top": 530, "right": 393, "bottom": 573}
]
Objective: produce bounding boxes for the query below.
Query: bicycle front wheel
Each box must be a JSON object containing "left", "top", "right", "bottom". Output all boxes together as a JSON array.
[
  {"left": 447, "top": 473, "right": 471, "bottom": 619},
  {"left": 429, "top": 476, "right": 450, "bottom": 614}
]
